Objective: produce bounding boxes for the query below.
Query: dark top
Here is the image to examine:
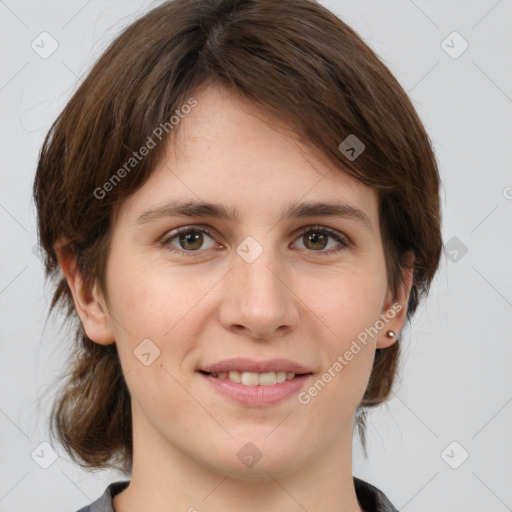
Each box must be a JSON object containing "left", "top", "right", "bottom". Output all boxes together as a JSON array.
[{"left": 75, "top": 477, "right": 398, "bottom": 512}]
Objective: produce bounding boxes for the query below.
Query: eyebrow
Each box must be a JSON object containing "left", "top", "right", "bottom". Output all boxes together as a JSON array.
[{"left": 135, "top": 199, "right": 373, "bottom": 232}]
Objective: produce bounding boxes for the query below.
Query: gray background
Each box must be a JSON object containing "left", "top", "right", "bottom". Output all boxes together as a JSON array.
[{"left": 1, "top": 0, "right": 511, "bottom": 510}]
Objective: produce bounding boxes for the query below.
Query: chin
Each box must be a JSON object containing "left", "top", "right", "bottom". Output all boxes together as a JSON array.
[{"left": 198, "top": 439, "right": 307, "bottom": 480}]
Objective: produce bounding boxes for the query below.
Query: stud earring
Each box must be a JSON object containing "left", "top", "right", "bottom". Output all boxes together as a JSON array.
[{"left": 386, "top": 330, "right": 395, "bottom": 338}]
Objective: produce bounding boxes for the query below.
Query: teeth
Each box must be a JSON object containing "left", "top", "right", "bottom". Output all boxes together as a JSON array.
[
  {"left": 241, "top": 372, "right": 260, "bottom": 385},
  {"left": 258, "top": 372, "right": 276, "bottom": 385},
  {"left": 228, "top": 370, "right": 241, "bottom": 383},
  {"left": 210, "top": 370, "right": 297, "bottom": 385}
]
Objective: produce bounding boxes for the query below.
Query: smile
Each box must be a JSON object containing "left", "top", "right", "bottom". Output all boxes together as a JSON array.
[{"left": 202, "top": 370, "right": 299, "bottom": 385}]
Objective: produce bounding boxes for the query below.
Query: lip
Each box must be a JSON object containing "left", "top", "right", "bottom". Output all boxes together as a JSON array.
[
  {"left": 200, "top": 357, "right": 312, "bottom": 374},
  {"left": 199, "top": 372, "right": 313, "bottom": 407},
  {"left": 197, "top": 358, "right": 313, "bottom": 407}
]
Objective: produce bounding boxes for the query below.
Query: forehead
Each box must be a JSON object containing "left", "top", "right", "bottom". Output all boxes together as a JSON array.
[{"left": 116, "top": 83, "right": 379, "bottom": 227}]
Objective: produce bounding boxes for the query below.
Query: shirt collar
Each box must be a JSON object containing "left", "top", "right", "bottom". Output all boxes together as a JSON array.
[{"left": 80, "top": 477, "right": 398, "bottom": 512}]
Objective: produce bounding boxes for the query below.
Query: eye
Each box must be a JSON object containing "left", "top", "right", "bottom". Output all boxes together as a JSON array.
[
  {"left": 292, "top": 225, "right": 349, "bottom": 254},
  {"left": 161, "top": 224, "right": 349, "bottom": 257},
  {"left": 162, "top": 226, "right": 219, "bottom": 255}
]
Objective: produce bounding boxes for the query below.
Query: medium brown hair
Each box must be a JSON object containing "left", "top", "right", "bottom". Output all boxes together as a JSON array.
[{"left": 33, "top": 0, "right": 442, "bottom": 473}]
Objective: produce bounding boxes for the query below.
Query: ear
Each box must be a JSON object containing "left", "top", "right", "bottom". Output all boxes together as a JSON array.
[
  {"left": 55, "top": 241, "right": 115, "bottom": 345},
  {"left": 377, "top": 251, "right": 415, "bottom": 349}
]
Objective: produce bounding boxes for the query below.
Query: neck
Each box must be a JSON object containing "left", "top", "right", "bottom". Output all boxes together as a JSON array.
[{"left": 113, "top": 406, "right": 363, "bottom": 512}]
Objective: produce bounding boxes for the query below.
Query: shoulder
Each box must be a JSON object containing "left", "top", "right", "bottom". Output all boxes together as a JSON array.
[
  {"left": 74, "top": 480, "right": 130, "bottom": 512},
  {"left": 353, "top": 477, "right": 399, "bottom": 512}
]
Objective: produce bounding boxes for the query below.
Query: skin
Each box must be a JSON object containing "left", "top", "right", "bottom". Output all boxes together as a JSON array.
[{"left": 58, "top": 82, "right": 413, "bottom": 512}]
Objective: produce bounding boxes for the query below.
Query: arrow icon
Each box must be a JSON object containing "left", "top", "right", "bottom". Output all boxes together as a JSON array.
[
  {"left": 31, "top": 441, "right": 58, "bottom": 468},
  {"left": 134, "top": 339, "right": 160, "bottom": 366},
  {"left": 338, "top": 134, "right": 365, "bottom": 161},
  {"left": 441, "top": 441, "right": 469, "bottom": 469},
  {"left": 236, "top": 236, "right": 263, "bottom": 263},
  {"left": 237, "top": 441, "right": 263, "bottom": 468},
  {"left": 440, "top": 31, "right": 468, "bottom": 59},
  {"left": 445, "top": 236, "right": 467, "bottom": 263}
]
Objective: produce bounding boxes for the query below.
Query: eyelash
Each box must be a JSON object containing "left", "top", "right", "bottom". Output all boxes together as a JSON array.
[{"left": 161, "top": 224, "right": 350, "bottom": 257}]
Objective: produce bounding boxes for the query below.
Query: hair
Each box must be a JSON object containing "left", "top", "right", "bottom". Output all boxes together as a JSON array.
[{"left": 33, "top": 0, "right": 442, "bottom": 473}]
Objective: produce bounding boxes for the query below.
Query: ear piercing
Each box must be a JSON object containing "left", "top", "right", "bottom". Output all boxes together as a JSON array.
[{"left": 386, "top": 330, "right": 395, "bottom": 338}]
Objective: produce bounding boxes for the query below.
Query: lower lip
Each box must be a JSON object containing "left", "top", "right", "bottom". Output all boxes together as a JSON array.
[{"left": 198, "top": 372, "right": 312, "bottom": 406}]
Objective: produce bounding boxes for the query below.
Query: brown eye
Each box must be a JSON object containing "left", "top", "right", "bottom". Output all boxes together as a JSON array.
[
  {"left": 178, "top": 231, "right": 204, "bottom": 251},
  {"left": 294, "top": 226, "right": 349, "bottom": 254},
  {"left": 162, "top": 225, "right": 348, "bottom": 257},
  {"left": 163, "top": 227, "right": 217, "bottom": 254},
  {"left": 303, "top": 231, "right": 328, "bottom": 250}
]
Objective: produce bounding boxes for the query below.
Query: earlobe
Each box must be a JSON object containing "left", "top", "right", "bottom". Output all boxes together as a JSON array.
[
  {"left": 377, "top": 253, "right": 415, "bottom": 349},
  {"left": 55, "top": 243, "right": 115, "bottom": 345}
]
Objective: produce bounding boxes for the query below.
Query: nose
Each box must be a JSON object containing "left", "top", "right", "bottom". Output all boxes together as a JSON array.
[{"left": 219, "top": 245, "right": 300, "bottom": 340}]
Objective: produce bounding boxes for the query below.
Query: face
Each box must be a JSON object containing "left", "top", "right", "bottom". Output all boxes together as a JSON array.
[{"left": 82, "top": 83, "right": 408, "bottom": 480}]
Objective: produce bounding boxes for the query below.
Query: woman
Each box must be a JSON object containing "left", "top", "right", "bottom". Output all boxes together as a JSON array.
[{"left": 33, "top": 0, "right": 442, "bottom": 511}]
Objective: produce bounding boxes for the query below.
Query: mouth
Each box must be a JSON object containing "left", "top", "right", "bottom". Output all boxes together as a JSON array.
[
  {"left": 198, "top": 369, "right": 312, "bottom": 386},
  {"left": 197, "top": 358, "right": 314, "bottom": 405},
  {"left": 198, "top": 369, "right": 313, "bottom": 406}
]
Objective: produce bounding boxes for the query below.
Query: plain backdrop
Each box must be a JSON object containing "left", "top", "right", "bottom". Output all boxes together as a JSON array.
[{"left": 1, "top": 0, "right": 511, "bottom": 511}]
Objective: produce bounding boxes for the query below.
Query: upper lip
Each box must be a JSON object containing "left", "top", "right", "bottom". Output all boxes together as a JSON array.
[{"left": 200, "top": 358, "right": 312, "bottom": 374}]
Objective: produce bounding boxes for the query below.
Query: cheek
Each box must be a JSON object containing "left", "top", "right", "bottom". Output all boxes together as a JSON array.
[
  {"left": 307, "top": 265, "right": 387, "bottom": 340},
  {"left": 106, "top": 251, "right": 189, "bottom": 327},
  {"left": 301, "top": 267, "right": 385, "bottom": 400},
  {"left": 106, "top": 254, "right": 220, "bottom": 365}
]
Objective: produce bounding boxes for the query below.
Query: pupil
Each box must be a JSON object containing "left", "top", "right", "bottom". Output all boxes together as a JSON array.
[
  {"left": 180, "top": 232, "right": 202, "bottom": 250},
  {"left": 306, "top": 232, "right": 327, "bottom": 250}
]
